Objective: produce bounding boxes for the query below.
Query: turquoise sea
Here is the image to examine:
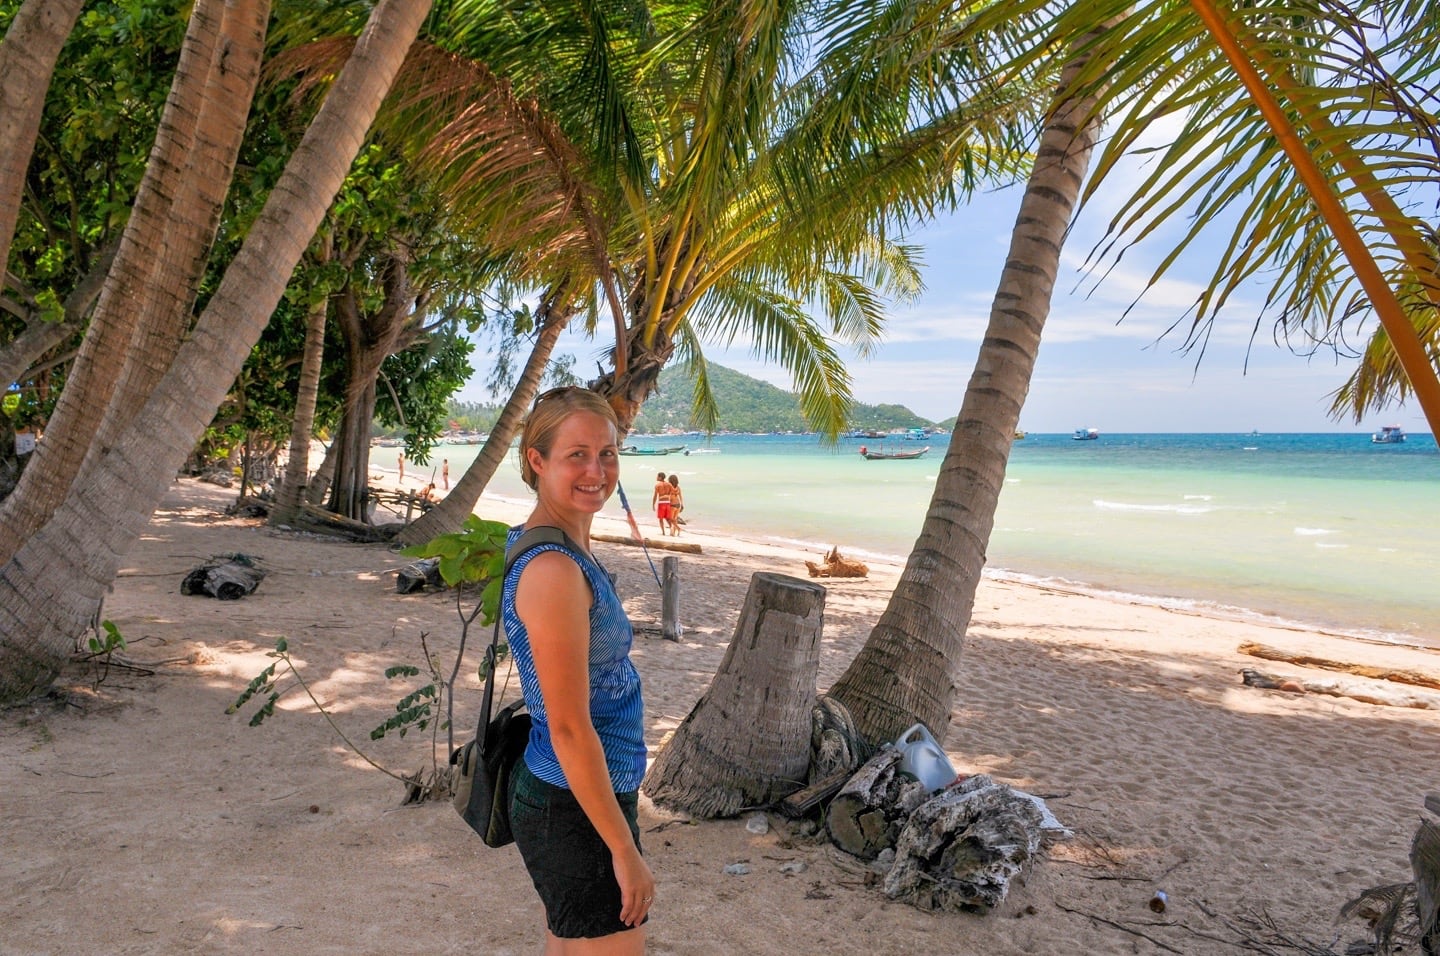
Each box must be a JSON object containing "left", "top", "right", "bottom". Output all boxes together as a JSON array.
[{"left": 378, "top": 431, "right": 1439, "bottom": 649}]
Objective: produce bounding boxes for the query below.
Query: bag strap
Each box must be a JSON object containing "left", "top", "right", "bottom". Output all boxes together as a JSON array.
[{"left": 475, "top": 526, "right": 584, "bottom": 740}]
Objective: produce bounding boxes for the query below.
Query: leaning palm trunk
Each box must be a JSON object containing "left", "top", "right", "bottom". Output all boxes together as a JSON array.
[
  {"left": 270, "top": 289, "right": 330, "bottom": 527},
  {"left": 397, "top": 294, "right": 574, "bottom": 546},
  {"left": 0, "top": 0, "right": 84, "bottom": 277},
  {"left": 0, "top": 0, "right": 433, "bottom": 705},
  {"left": 0, "top": 0, "right": 266, "bottom": 563},
  {"left": 827, "top": 29, "right": 1113, "bottom": 747}
]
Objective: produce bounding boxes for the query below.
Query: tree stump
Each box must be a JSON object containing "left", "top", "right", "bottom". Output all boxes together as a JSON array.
[
  {"left": 642, "top": 572, "right": 826, "bottom": 817},
  {"left": 825, "top": 748, "right": 930, "bottom": 860},
  {"left": 883, "top": 773, "right": 1045, "bottom": 911}
]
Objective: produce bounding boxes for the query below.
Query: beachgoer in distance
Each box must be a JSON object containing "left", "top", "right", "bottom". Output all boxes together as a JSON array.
[
  {"left": 397, "top": 451, "right": 404, "bottom": 483},
  {"left": 651, "top": 471, "right": 672, "bottom": 537},
  {"left": 665, "top": 474, "right": 683, "bottom": 536},
  {"left": 442, "top": 458, "right": 449, "bottom": 490},
  {"left": 505, "top": 386, "right": 653, "bottom": 953},
  {"left": 422, "top": 482, "right": 438, "bottom": 504}
]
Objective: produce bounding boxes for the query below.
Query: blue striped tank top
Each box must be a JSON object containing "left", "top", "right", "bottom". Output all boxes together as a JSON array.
[{"left": 501, "top": 526, "right": 647, "bottom": 792}]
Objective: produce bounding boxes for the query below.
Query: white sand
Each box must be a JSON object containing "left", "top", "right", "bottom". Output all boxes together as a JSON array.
[{"left": 3, "top": 476, "right": 1437, "bottom": 955}]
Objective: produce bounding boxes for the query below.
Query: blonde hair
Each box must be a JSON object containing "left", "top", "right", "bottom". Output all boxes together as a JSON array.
[{"left": 519, "top": 387, "right": 619, "bottom": 490}]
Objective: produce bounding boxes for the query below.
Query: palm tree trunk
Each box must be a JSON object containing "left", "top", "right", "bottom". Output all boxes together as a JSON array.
[
  {"left": 306, "top": 439, "right": 339, "bottom": 506},
  {"left": 827, "top": 28, "right": 1113, "bottom": 747},
  {"left": 0, "top": 0, "right": 266, "bottom": 563},
  {"left": 0, "top": 0, "right": 84, "bottom": 278},
  {"left": 270, "top": 287, "right": 330, "bottom": 527},
  {"left": 397, "top": 293, "right": 574, "bottom": 546},
  {"left": 0, "top": 0, "right": 434, "bottom": 705}
]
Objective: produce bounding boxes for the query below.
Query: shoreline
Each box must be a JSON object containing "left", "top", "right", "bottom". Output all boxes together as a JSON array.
[{"left": 460, "top": 480, "right": 1440, "bottom": 658}]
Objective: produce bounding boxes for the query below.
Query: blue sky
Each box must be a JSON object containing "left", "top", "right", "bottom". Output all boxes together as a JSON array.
[{"left": 463, "top": 153, "right": 1417, "bottom": 435}]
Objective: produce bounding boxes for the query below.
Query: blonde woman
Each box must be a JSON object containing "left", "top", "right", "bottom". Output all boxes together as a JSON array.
[{"left": 503, "top": 387, "right": 654, "bottom": 953}]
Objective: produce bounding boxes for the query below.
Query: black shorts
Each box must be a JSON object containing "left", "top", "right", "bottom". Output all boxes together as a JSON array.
[{"left": 510, "top": 758, "right": 644, "bottom": 939}]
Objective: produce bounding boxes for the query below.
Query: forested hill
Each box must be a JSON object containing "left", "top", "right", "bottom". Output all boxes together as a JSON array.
[{"left": 630, "top": 363, "right": 935, "bottom": 434}]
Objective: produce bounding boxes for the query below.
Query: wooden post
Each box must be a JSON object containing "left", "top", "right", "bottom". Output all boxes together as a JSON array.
[
  {"left": 403, "top": 491, "right": 415, "bottom": 523},
  {"left": 661, "top": 556, "right": 680, "bottom": 641}
]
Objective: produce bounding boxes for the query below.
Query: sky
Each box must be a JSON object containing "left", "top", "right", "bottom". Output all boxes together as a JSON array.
[{"left": 460, "top": 145, "right": 1419, "bottom": 435}]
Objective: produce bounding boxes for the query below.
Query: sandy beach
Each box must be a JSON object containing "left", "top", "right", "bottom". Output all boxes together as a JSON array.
[{"left": 3, "top": 474, "right": 1438, "bottom": 955}]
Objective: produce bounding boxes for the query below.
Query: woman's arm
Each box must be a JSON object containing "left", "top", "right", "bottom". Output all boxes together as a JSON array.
[{"left": 516, "top": 551, "right": 655, "bottom": 926}]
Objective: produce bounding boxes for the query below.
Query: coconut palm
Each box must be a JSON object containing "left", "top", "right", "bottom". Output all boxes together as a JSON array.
[
  {"left": 0, "top": 0, "right": 270, "bottom": 563},
  {"left": 386, "top": 0, "right": 1047, "bottom": 437},
  {"left": 0, "top": 0, "right": 84, "bottom": 277},
  {"left": 829, "top": 0, "right": 1440, "bottom": 743},
  {"left": 0, "top": 0, "right": 434, "bottom": 704}
]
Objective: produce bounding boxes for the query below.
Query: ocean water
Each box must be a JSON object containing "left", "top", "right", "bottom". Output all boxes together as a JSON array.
[{"left": 378, "top": 431, "right": 1439, "bottom": 648}]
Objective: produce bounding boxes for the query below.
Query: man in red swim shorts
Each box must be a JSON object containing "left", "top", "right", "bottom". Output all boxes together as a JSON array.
[{"left": 651, "top": 471, "right": 672, "bottom": 536}]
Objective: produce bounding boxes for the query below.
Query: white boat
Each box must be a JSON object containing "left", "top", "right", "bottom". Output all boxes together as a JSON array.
[
  {"left": 1072, "top": 428, "right": 1099, "bottom": 441},
  {"left": 1371, "top": 425, "right": 1407, "bottom": 444}
]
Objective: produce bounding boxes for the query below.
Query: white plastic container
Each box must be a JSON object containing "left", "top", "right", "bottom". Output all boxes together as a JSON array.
[{"left": 895, "top": 723, "right": 958, "bottom": 792}]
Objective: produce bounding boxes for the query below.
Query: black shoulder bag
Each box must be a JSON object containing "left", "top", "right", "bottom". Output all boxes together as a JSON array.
[{"left": 450, "top": 526, "right": 579, "bottom": 847}]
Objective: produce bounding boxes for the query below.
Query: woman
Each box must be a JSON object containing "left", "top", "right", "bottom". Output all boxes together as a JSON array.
[
  {"left": 504, "top": 387, "right": 654, "bottom": 953},
  {"left": 664, "top": 475, "right": 683, "bottom": 536}
]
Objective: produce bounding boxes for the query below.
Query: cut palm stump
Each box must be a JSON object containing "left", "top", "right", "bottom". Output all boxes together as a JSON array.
[{"left": 643, "top": 572, "right": 825, "bottom": 817}]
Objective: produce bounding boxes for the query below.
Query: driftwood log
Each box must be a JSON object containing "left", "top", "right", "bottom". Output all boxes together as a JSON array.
[
  {"left": 804, "top": 546, "right": 868, "bottom": 579},
  {"left": 825, "top": 748, "right": 931, "bottom": 860},
  {"left": 1239, "top": 641, "right": 1440, "bottom": 692},
  {"left": 180, "top": 555, "right": 266, "bottom": 600},
  {"left": 1241, "top": 667, "right": 1440, "bottom": 710},
  {"left": 642, "top": 572, "right": 825, "bottom": 817},
  {"left": 591, "top": 532, "right": 701, "bottom": 554},
  {"left": 290, "top": 502, "right": 396, "bottom": 542},
  {"left": 883, "top": 774, "right": 1046, "bottom": 912}
]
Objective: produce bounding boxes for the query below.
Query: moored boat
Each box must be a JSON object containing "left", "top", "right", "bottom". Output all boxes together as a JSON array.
[
  {"left": 1371, "top": 425, "right": 1407, "bottom": 444},
  {"left": 619, "top": 444, "right": 687, "bottom": 456},
  {"left": 1072, "top": 428, "right": 1099, "bottom": 440},
  {"left": 859, "top": 445, "right": 930, "bottom": 460}
]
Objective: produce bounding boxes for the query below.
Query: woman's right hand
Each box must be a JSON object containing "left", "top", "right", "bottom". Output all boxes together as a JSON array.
[{"left": 614, "top": 846, "right": 655, "bottom": 928}]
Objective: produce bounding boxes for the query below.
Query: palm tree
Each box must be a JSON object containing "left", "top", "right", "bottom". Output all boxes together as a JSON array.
[
  {"left": 827, "top": 19, "right": 1115, "bottom": 744},
  {"left": 0, "top": 0, "right": 270, "bottom": 564},
  {"left": 397, "top": 0, "right": 1043, "bottom": 437},
  {"left": 0, "top": 0, "right": 85, "bottom": 276},
  {"left": 0, "top": 0, "right": 435, "bottom": 705},
  {"left": 832, "top": 0, "right": 1440, "bottom": 743}
]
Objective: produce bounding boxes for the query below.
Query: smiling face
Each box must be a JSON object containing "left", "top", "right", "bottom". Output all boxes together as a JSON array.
[{"left": 527, "top": 410, "right": 620, "bottom": 516}]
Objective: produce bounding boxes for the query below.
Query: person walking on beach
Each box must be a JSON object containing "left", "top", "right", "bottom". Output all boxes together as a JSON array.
[
  {"left": 505, "top": 387, "right": 654, "bottom": 953},
  {"left": 665, "top": 474, "right": 683, "bottom": 536},
  {"left": 652, "top": 471, "right": 673, "bottom": 536},
  {"left": 442, "top": 458, "right": 449, "bottom": 490},
  {"left": 397, "top": 451, "right": 404, "bottom": 483}
]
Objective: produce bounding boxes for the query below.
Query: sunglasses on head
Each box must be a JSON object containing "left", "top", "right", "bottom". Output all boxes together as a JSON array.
[{"left": 532, "top": 385, "right": 590, "bottom": 408}]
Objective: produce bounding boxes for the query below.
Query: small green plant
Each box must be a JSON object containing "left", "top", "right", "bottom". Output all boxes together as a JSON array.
[
  {"left": 228, "top": 516, "right": 512, "bottom": 802},
  {"left": 79, "top": 620, "right": 128, "bottom": 687}
]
